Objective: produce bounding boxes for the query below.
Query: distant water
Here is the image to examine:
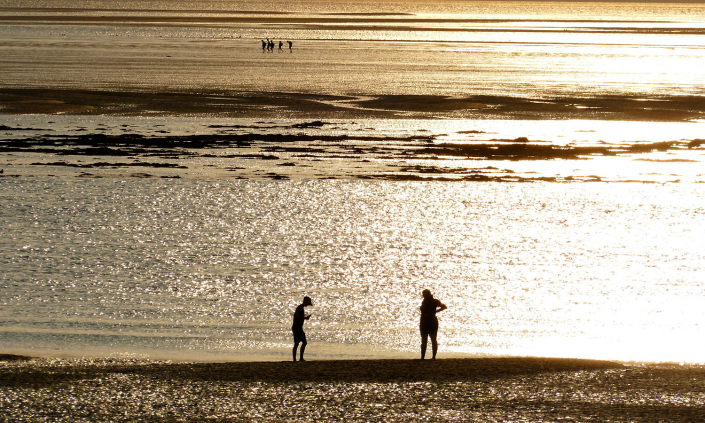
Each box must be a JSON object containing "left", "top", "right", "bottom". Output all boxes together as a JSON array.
[
  {"left": 1, "top": 0, "right": 705, "bottom": 100},
  {"left": 1, "top": 178, "right": 704, "bottom": 362}
]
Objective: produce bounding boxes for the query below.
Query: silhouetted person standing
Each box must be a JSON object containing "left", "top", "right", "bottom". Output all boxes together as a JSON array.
[
  {"left": 287, "top": 40, "right": 292, "bottom": 51},
  {"left": 419, "top": 289, "right": 447, "bottom": 359},
  {"left": 278, "top": 40, "right": 283, "bottom": 51},
  {"left": 261, "top": 39, "right": 266, "bottom": 51},
  {"left": 292, "top": 296, "right": 312, "bottom": 361}
]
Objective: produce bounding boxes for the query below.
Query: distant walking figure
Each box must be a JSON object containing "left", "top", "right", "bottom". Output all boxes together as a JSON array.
[
  {"left": 287, "top": 40, "right": 292, "bottom": 51},
  {"left": 292, "top": 296, "right": 313, "bottom": 361},
  {"left": 419, "top": 289, "right": 447, "bottom": 360},
  {"left": 261, "top": 39, "right": 266, "bottom": 51},
  {"left": 278, "top": 40, "right": 283, "bottom": 51}
]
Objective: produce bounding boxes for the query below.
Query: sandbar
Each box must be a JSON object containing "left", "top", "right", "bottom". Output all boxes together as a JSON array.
[
  {"left": 1, "top": 356, "right": 704, "bottom": 422},
  {"left": 2, "top": 88, "right": 705, "bottom": 121}
]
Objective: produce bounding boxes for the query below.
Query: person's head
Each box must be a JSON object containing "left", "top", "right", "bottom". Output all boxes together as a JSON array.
[
  {"left": 422, "top": 289, "right": 433, "bottom": 300},
  {"left": 303, "top": 296, "right": 312, "bottom": 306}
]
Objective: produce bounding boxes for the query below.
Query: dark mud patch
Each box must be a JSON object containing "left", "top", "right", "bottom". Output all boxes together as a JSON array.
[
  {"left": 0, "top": 354, "right": 33, "bottom": 362},
  {"left": 30, "top": 161, "right": 188, "bottom": 169},
  {"left": 2, "top": 126, "right": 702, "bottom": 181},
  {"left": 353, "top": 94, "right": 705, "bottom": 121},
  {"left": 3, "top": 89, "right": 705, "bottom": 121}
]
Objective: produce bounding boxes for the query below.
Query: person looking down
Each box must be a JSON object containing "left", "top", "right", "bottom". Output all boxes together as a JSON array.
[{"left": 292, "top": 296, "right": 312, "bottom": 361}]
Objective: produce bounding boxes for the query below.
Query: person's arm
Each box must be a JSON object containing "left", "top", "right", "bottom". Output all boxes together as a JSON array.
[{"left": 437, "top": 302, "right": 447, "bottom": 313}]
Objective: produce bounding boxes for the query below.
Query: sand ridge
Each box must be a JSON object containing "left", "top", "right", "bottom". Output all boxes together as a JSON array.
[
  {"left": 2, "top": 356, "right": 705, "bottom": 422},
  {"left": 2, "top": 89, "right": 705, "bottom": 121}
]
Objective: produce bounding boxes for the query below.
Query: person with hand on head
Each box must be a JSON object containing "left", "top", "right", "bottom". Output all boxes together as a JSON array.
[{"left": 419, "top": 289, "right": 447, "bottom": 360}]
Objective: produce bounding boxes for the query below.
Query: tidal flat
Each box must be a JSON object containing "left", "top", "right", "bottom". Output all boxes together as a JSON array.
[{"left": 2, "top": 90, "right": 703, "bottom": 182}]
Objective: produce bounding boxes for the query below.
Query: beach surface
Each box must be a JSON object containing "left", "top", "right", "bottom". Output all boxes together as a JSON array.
[{"left": 2, "top": 355, "right": 704, "bottom": 422}]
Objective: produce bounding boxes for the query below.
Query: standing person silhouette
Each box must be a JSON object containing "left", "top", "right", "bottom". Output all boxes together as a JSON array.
[
  {"left": 419, "top": 289, "right": 447, "bottom": 360},
  {"left": 287, "top": 40, "right": 292, "bottom": 51},
  {"left": 292, "top": 296, "right": 313, "bottom": 361}
]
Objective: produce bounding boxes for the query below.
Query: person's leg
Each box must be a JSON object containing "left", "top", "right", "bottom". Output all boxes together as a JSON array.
[
  {"left": 299, "top": 338, "right": 307, "bottom": 361},
  {"left": 430, "top": 332, "right": 438, "bottom": 359},
  {"left": 299, "top": 340, "right": 307, "bottom": 361},
  {"left": 293, "top": 341, "right": 299, "bottom": 362},
  {"left": 421, "top": 331, "right": 428, "bottom": 359}
]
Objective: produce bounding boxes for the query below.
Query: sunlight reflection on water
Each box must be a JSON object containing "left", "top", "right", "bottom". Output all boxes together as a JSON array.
[
  {"left": 3, "top": 1, "right": 705, "bottom": 99},
  {"left": 1, "top": 178, "right": 703, "bottom": 362}
]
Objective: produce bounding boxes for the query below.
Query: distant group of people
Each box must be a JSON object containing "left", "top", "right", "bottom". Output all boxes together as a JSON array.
[
  {"left": 292, "top": 289, "right": 447, "bottom": 362},
  {"left": 262, "top": 38, "right": 292, "bottom": 52}
]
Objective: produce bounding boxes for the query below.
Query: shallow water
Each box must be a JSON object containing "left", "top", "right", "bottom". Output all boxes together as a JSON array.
[{"left": 1, "top": 178, "right": 704, "bottom": 362}]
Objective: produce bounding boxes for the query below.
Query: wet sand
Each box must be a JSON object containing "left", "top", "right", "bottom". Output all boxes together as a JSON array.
[
  {"left": 3, "top": 88, "right": 705, "bottom": 121},
  {"left": 2, "top": 355, "right": 704, "bottom": 422}
]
